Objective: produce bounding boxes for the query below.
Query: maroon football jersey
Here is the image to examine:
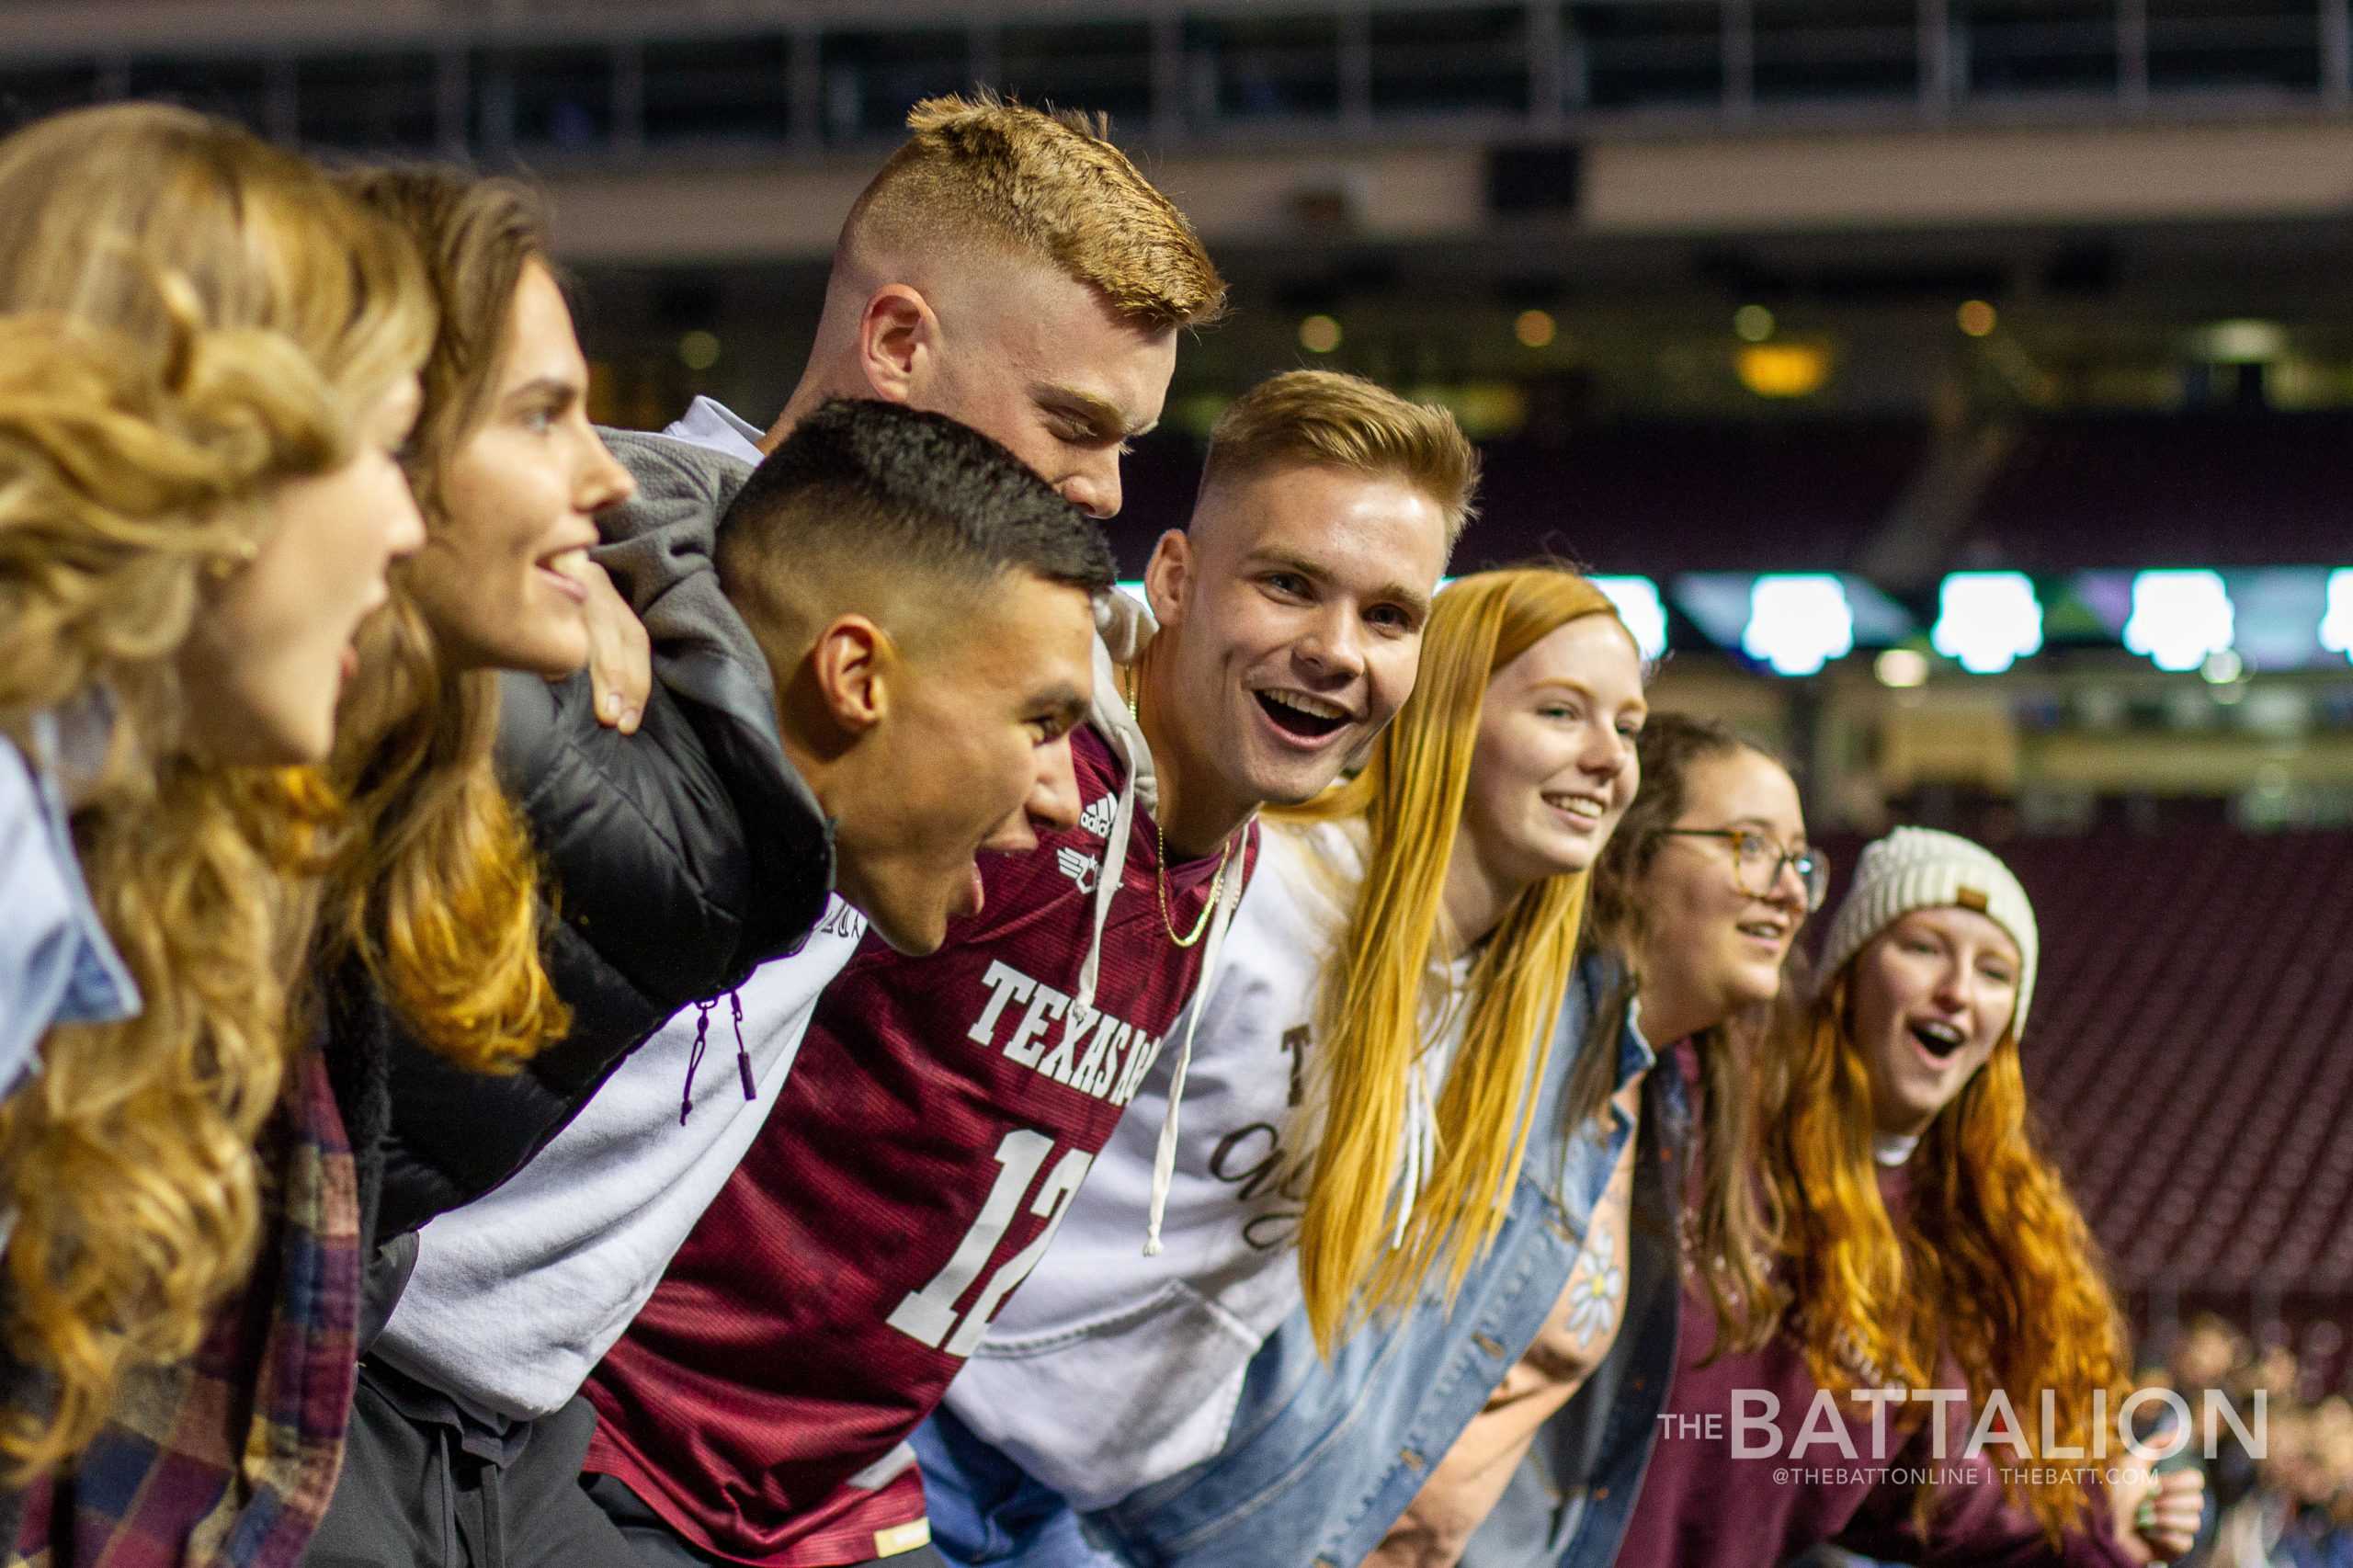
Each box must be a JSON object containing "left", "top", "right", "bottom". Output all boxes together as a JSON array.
[{"left": 583, "top": 724, "right": 1256, "bottom": 1566}]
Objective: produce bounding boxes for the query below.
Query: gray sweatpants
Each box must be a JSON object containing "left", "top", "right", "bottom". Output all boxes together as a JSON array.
[{"left": 303, "top": 1363, "right": 641, "bottom": 1568}]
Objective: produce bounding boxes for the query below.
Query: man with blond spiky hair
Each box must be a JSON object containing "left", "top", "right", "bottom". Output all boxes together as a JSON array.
[
  {"left": 318, "top": 94, "right": 1224, "bottom": 1568},
  {"left": 755, "top": 90, "right": 1226, "bottom": 519}
]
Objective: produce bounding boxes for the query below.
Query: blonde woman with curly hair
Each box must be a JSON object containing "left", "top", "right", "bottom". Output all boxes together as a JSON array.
[{"left": 0, "top": 102, "right": 433, "bottom": 1560}]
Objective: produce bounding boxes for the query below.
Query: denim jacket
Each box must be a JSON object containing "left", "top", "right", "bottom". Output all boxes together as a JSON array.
[
  {"left": 917, "top": 952, "right": 1673, "bottom": 1568},
  {"left": 0, "top": 710, "right": 138, "bottom": 1096},
  {"left": 1457, "top": 1052, "right": 1692, "bottom": 1568}
]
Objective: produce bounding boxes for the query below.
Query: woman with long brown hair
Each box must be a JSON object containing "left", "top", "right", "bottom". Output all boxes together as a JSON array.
[
  {"left": 1424, "top": 710, "right": 1820, "bottom": 1568},
  {"left": 0, "top": 109, "right": 634, "bottom": 1567},
  {"left": 0, "top": 101, "right": 434, "bottom": 1541},
  {"left": 320, "top": 165, "right": 633, "bottom": 1256}
]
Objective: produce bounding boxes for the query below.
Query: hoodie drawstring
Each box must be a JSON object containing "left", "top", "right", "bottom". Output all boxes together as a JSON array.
[
  {"left": 681, "top": 991, "right": 756, "bottom": 1125},
  {"left": 1074, "top": 765, "right": 1134, "bottom": 1014}
]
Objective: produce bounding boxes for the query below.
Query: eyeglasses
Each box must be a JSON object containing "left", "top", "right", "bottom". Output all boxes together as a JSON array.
[{"left": 1659, "top": 827, "right": 1829, "bottom": 911}]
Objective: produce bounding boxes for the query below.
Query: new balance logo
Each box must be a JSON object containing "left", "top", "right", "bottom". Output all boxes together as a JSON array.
[
  {"left": 1078, "top": 794, "right": 1116, "bottom": 838},
  {"left": 1055, "top": 846, "right": 1099, "bottom": 894}
]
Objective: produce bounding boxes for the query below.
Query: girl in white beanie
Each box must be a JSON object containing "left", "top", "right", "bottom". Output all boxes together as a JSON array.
[{"left": 1617, "top": 825, "right": 2206, "bottom": 1567}]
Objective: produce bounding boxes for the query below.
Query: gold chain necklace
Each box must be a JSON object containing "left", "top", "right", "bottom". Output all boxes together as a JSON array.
[{"left": 1125, "top": 662, "right": 1231, "bottom": 949}]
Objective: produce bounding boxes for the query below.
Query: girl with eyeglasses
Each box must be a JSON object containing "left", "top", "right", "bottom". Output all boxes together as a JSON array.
[{"left": 1386, "top": 710, "right": 1815, "bottom": 1568}]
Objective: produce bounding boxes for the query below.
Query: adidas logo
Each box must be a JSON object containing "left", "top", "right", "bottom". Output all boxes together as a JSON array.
[
  {"left": 1055, "top": 846, "right": 1100, "bottom": 894},
  {"left": 1078, "top": 794, "right": 1116, "bottom": 838}
]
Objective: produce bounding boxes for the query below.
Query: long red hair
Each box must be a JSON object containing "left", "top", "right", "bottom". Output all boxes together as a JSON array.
[{"left": 1765, "top": 968, "right": 2128, "bottom": 1539}]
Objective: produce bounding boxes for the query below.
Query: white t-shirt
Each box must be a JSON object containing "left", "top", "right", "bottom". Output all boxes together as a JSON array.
[{"left": 948, "top": 818, "right": 1473, "bottom": 1509}]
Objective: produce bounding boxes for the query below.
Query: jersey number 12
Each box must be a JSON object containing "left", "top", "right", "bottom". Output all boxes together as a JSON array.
[{"left": 886, "top": 1129, "right": 1094, "bottom": 1358}]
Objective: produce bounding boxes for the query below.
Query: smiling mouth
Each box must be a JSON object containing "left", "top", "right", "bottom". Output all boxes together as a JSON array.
[
  {"left": 1910, "top": 1020, "right": 1965, "bottom": 1061},
  {"left": 1254, "top": 688, "right": 1351, "bottom": 741},
  {"left": 1736, "top": 919, "right": 1788, "bottom": 946}
]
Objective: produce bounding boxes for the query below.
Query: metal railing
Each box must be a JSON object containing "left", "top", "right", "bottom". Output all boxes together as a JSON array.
[{"left": 3, "top": 0, "right": 2346, "bottom": 164}]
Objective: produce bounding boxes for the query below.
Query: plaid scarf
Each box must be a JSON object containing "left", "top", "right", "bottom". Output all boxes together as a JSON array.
[{"left": 12, "top": 1047, "right": 362, "bottom": 1567}]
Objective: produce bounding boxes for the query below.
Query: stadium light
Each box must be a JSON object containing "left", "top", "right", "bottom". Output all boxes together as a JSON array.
[
  {"left": 1875, "top": 649, "right": 1929, "bottom": 688},
  {"left": 2191, "top": 319, "right": 2286, "bottom": 364},
  {"left": 1931, "top": 572, "right": 2043, "bottom": 674},
  {"left": 1742, "top": 574, "right": 1853, "bottom": 676},
  {"left": 1735, "top": 343, "right": 1829, "bottom": 399},
  {"left": 2230, "top": 568, "right": 2329, "bottom": 670},
  {"left": 1591, "top": 575, "right": 1668, "bottom": 663},
  {"left": 2123, "top": 570, "right": 2234, "bottom": 673},
  {"left": 2323, "top": 571, "right": 2353, "bottom": 665}
]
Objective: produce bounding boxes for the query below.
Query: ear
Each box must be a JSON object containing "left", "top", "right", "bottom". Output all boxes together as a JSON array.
[
  {"left": 808, "top": 614, "right": 891, "bottom": 735},
  {"left": 1142, "top": 529, "right": 1191, "bottom": 629},
  {"left": 856, "top": 285, "right": 937, "bottom": 405}
]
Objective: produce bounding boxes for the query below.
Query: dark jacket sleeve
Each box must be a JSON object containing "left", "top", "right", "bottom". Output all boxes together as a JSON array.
[
  {"left": 358, "top": 430, "right": 831, "bottom": 1247},
  {"left": 364, "top": 667, "right": 755, "bottom": 1243}
]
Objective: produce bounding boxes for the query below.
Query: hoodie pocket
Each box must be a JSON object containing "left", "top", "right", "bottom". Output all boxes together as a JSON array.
[{"left": 952, "top": 1279, "right": 1260, "bottom": 1513}]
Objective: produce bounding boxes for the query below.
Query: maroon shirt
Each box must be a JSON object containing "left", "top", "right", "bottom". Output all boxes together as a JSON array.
[
  {"left": 1619, "top": 1162, "right": 2136, "bottom": 1568},
  {"left": 584, "top": 725, "right": 1256, "bottom": 1566}
]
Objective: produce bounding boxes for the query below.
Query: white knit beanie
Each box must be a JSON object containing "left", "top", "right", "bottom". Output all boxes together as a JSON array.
[{"left": 1814, "top": 826, "right": 2040, "bottom": 1037}]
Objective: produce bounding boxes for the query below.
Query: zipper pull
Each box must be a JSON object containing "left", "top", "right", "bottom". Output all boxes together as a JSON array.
[
  {"left": 731, "top": 991, "right": 755, "bottom": 1101},
  {"left": 682, "top": 999, "right": 713, "bottom": 1125}
]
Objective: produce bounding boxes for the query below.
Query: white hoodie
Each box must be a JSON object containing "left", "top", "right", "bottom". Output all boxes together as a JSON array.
[{"left": 945, "top": 818, "right": 1474, "bottom": 1510}]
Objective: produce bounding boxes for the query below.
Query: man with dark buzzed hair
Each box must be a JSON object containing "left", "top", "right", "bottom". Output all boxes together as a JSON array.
[
  {"left": 710, "top": 403, "right": 1109, "bottom": 956},
  {"left": 313, "top": 400, "right": 1109, "bottom": 1568}
]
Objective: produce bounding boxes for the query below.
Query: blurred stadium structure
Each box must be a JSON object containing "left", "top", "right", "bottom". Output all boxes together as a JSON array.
[{"left": 23, "top": 0, "right": 2350, "bottom": 1367}]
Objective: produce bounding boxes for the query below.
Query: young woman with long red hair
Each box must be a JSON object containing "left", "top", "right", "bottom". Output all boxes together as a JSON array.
[{"left": 1608, "top": 827, "right": 2206, "bottom": 1566}]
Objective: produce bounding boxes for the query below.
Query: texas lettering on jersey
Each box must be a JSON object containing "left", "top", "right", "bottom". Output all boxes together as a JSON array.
[
  {"left": 582, "top": 725, "right": 1257, "bottom": 1568},
  {"left": 966, "top": 958, "right": 1166, "bottom": 1107}
]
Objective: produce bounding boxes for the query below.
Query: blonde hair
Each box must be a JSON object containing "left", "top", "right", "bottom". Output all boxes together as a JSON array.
[
  {"left": 1201, "top": 370, "right": 1482, "bottom": 544},
  {"left": 331, "top": 165, "right": 571, "bottom": 1075},
  {"left": 1277, "top": 565, "right": 1630, "bottom": 1354},
  {"left": 0, "top": 103, "right": 434, "bottom": 1475},
  {"left": 848, "top": 92, "right": 1226, "bottom": 333},
  {"left": 0, "top": 105, "right": 426, "bottom": 403}
]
